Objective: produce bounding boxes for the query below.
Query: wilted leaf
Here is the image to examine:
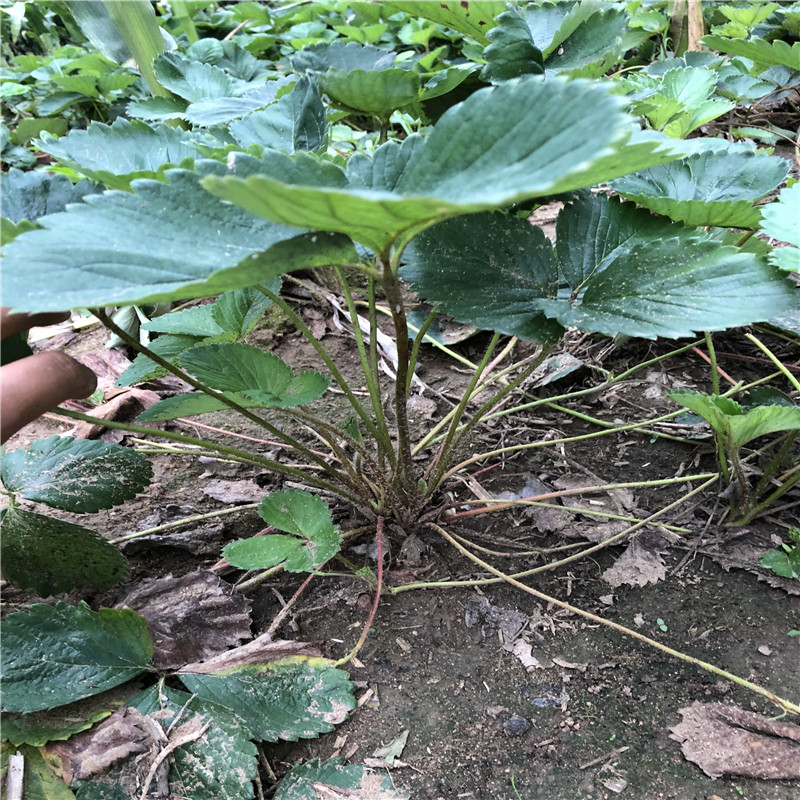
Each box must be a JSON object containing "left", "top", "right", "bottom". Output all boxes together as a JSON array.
[
  {"left": 0, "top": 602, "right": 152, "bottom": 714},
  {"left": 603, "top": 534, "right": 667, "bottom": 588},
  {"left": 0, "top": 436, "right": 152, "bottom": 512},
  {"left": 0, "top": 507, "right": 129, "bottom": 595},
  {"left": 1, "top": 687, "right": 129, "bottom": 747},
  {"left": 669, "top": 702, "right": 800, "bottom": 779},
  {"left": 48, "top": 707, "right": 154, "bottom": 782},
  {"left": 116, "top": 570, "right": 252, "bottom": 671}
]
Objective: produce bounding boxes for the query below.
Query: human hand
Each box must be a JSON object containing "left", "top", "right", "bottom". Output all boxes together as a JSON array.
[{"left": 1, "top": 309, "right": 98, "bottom": 443}]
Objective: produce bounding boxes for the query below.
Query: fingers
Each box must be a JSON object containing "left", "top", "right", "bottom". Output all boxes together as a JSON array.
[
  {"left": 1, "top": 308, "right": 72, "bottom": 340},
  {"left": 1, "top": 351, "right": 97, "bottom": 443}
]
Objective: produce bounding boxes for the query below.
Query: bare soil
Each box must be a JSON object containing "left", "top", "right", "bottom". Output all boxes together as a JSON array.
[{"left": 3, "top": 312, "right": 799, "bottom": 800}]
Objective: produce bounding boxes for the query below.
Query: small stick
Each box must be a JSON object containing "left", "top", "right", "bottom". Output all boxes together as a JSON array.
[{"left": 579, "top": 746, "right": 630, "bottom": 770}]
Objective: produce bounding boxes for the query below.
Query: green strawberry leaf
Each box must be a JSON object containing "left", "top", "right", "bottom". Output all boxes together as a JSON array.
[
  {"left": 1, "top": 159, "right": 358, "bottom": 312},
  {"left": 179, "top": 656, "right": 354, "bottom": 742},
  {"left": 402, "top": 196, "right": 795, "bottom": 340},
  {"left": 611, "top": 141, "right": 789, "bottom": 228},
  {"left": 0, "top": 602, "right": 152, "bottom": 713},
  {"left": 274, "top": 756, "right": 410, "bottom": 800},
  {"left": 0, "top": 508, "right": 129, "bottom": 595},
  {"left": 0, "top": 436, "right": 152, "bottom": 512},
  {"left": 224, "top": 489, "right": 341, "bottom": 572}
]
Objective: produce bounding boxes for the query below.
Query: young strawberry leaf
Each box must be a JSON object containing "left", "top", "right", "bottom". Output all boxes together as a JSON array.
[
  {"left": 126, "top": 684, "right": 258, "bottom": 800},
  {"left": 0, "top": 508, "right": 129, "bottom": 595},
  {"left": 670, "top": 392, "right": 800, "bottom": 447},
  {"left": 0, "top": 436, "right": 152, "bottom": 512},
  {"left": 178, "top": 343, "right": 330, "bottom": 407},
  {"left": 223, "top": 489, "right": 341, "bottom": 572},
  {"left": 402, "top": 196, "right": 795, "bottom": 340},
  {"left": 0, "top": 602, "right": 152, "bottom": 714},
  {"left": 210, "top": 282, "right": 280, "bottom": 337},
  {"left": 611, "top": 142, "right": 789, "bottom": 228},
  {"left": 37, "top": 119, "right": 207, "bottom": 190},
  {"left": 136, "top": 391, "right": 254, "bottom": 421},
  {"left": 702, "top": 35, "right": 800, "bottom": 72},
  {"left": 1, "top": 161, "right": 357, "bottom": 312},
  {"left": 274, "top": 756, "right": 410, "bottom": 800},
  {"left": 178, "top": 656, "right": 355, "bottom": 742},
  {"left": 381, "top": 1, "right": 503, "bottom": 44}
]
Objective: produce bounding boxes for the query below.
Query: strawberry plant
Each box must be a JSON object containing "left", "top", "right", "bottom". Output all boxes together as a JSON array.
[{"left": 2, "top": 1, "right": 800, "bottom": 796}]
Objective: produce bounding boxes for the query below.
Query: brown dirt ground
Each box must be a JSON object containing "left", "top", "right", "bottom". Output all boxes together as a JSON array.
[{"left": 2, "top": 308, "right": 799, "bottom": 800}]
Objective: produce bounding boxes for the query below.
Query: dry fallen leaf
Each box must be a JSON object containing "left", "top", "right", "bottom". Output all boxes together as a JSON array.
[
  {"left": 202, "top": 478, "right": 264, "bottom": 503},
  {"left": 669, "top": 701, "right": 800, "bottom": 779},
  {"left": 48, "top": 707, "right": 156, "bottom": 783},
  {"left": 117, "top": 569, "right": 252, "bottom": 670},
  {"left": 603, "top": 536, "right": 667, "bottom": 588}
]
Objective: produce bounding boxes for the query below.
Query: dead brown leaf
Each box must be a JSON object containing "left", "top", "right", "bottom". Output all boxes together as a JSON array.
[
  {"left": 117, "top": 569, "right": 252, "bottom": 670},
  {"left": 179, "top": 632, "right": 322, "bottom": 674},
  {"left": 69, "top": 388, "right": 161, "bottom": 441},
  {"left": 202, "top": 478, "right": 264, "bottom": 503},
  {"left": 48, "top": 707, "right": 156, "bottom": 783},
  {"left": 669, "top": 701, "right": 800, "bottom": 779},
  {"left": 603, "top": 534, "right": 667, "bottom": 588}
]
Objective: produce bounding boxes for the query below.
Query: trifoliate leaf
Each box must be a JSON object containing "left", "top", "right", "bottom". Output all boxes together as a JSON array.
[
  {"left": 402, "top": 195, "right": 795, "bottom": 340},
  {"left": 0, "top": 436, "right": 152, "bottom": 512},
  {"left": 179, "top": 657, "right": 355, "bottom": 742},
  {"left": 611, "top": 141, "right": 789, "bottom": 228},
  {"left": 223, "top": 489, "right": 341, "bottom": 572},
  {"left": 0, "top": 508, "right": 129, "bottom": 595},
  {"left": 0, "top": 602, "right": 152, "bottom": 713},
  {"left": 1, "top": 159, "right": 357, "bottom": 312}
]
